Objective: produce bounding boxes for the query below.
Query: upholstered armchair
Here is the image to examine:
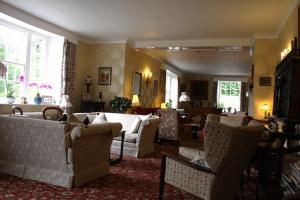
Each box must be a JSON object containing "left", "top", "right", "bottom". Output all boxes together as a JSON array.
[
  {"left": 157, "top": 109, "right": 180, "bottom": 141},
  {"left": 159, "top": 121, "right": 264, "bottom": 200}
]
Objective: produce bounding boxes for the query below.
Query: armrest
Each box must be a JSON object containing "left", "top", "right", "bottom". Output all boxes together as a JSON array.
[{"left": 161, "top": 152, "right": 215, "bottom": 174}]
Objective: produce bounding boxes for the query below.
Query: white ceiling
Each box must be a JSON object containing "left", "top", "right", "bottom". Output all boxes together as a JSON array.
[{"left": 0, "top": 0, "right": 297, "bottom": 75}]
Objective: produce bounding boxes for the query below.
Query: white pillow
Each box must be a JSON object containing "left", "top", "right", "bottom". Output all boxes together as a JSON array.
[
  {"left": 129, "top": 117, "right": 142, "bottom": 133},
  {"left": 138, "top": 114, "right": 152, "bottom": 133},
  {"left": 91, "top": 113, "right": 107, "bottom": 124}
]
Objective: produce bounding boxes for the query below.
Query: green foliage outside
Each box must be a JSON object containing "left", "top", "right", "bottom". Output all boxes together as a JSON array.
[{"left": 220, "top": 81, "right": 241, "bottom": 96}]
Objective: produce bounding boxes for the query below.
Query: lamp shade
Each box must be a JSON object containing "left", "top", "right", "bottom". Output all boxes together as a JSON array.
[
  {"left": 60, "top": 95, "right": 72, "bottom": 108},
  {"left": 132, "top": 94, "right": 140, "bottom": 106},
  {"left": 179, "top": 92, "right": 190, "bottom": 102},
  {"left": 0, "top": 61, "right": 7, "bottom": 79}
]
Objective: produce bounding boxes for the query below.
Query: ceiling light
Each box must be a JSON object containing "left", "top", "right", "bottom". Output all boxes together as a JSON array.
[
  {"left": 168, "top": 47, "right": 173, "bottom": 50},
  {"left": 147, "top": 47, "right": 155, "bottom": 49},
  {"left": 173, "top": 46, "right": 181, "bottom": 50}
]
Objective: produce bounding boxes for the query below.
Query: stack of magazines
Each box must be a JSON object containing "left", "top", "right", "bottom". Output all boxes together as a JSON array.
[{"left": 282, "top": 155, "right": 300, "bottom": 196}]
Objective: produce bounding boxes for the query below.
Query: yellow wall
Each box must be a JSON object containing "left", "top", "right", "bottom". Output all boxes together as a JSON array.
[
  {"left": 124, "top": 45, "right": 162, "bottom": 107},
  {"left": 253, "top": 39, "right": 278, "bottom": 119},
  {"left": 277, "top": 7, "right": 298, "bottom": 58},
  {"left": 252, "top": 5, "right": 298, "bottom": 119},
  {"left": 74, "top": 41, "right": 92, "bottom": 111}
]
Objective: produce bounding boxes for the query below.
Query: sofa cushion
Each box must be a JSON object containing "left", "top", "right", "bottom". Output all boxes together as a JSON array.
[
  {"left": 67, "top": 114, "right": 82, "bottom": 123},
  {"left": 114, "top": 133, "right": 137, "bottom": 143},
  {"left": 91, "top": 113, "right": 107, "bottom": 124},
  {"left": 138, "top": 114, "right": 152, "bottom": 133},
  {"left": 129, "top": 117, "right": 142, "bottom": 133}
]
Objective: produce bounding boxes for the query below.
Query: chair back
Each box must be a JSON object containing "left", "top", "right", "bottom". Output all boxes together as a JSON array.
[
  {"left": 42, "top": 106, "right": 63, "bottom": 121},
  {"left": 204, "top": 121, "right": 263, "bottom": 199}
]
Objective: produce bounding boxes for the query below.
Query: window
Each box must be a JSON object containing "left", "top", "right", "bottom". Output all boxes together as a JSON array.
[
  {"left": 165, "top": 70, "right": 178, "bottom": 108},
  {"left": 217, "top": 81, "right": 241, "bottom": 112},
  {"left": 0, "top": 16, "right": 64, "bottom": 104}
]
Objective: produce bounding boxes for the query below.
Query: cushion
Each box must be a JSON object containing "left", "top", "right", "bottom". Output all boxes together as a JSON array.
[
  {"left": 192, "top": 115, "right": 201, "bottom": 123},
  {"left": 67, "top": 114, "right": 82, "bottom": 123},
  {"left": 138, "top": 114, "right": 152, "bottom": 133},
  {"left": 129, "top": 117, "right": 142, "bottom": 133},
  {"left": 91, "top": 113, "right": 107, "bottom": 124},
  {"left": 114, "top": 133, "right": 138, "bottom": 143}
]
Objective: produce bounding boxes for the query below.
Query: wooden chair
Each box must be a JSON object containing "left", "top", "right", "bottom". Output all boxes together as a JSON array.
[
  {"left": 12, "top": 106, "right": 23, "bottom": 115},
  {"left": 42, "top": 106, "right": 63, "bottom": 121}
]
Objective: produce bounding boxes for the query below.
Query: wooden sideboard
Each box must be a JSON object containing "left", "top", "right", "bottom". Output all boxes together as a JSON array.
[{"left": 80, "top": 101, "right": 105, "bottom": 113}]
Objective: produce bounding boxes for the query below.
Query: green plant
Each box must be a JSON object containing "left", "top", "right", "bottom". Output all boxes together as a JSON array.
[
  {"left": 165, "top": 99, "right": 172, "bottom": 109},
  {"left": 109, "top": 96, "right": 132, "bottom": 113},
  {"left": 6, "top": 82, "right": 15, "bottom": 98}
]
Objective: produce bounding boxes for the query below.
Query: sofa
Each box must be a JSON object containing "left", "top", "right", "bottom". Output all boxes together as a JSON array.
[
  {"left": 0, "top": 115, "right": 122, "bottom": 188},
  {"left": 73, "top": 112, "right": 161, "bottom": 158}
]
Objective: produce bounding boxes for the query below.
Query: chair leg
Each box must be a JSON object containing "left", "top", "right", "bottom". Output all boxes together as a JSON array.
[{"left": 159, "top": 154, "right": 167, "bottom": 200}]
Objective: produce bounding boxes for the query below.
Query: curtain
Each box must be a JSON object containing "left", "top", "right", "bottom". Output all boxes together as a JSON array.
[
  {"left": 61, "top": 40, "right": 77, "bottom": 106},
  {"left": 159, "top": 69, "right": 166, "bottom": 104},
  {"left": 240, "top": 82, "right": 248, "bottom": 112},
  {"left": 212, "top": 82, "right": 218, "bottom": 107}
]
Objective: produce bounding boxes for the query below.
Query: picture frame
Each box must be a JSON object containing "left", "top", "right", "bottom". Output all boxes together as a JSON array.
[
  {"left": 98, "top": 67, "right": 112, "bottom": 85},
  {"left": 132, "top": 72, "right": 142, "bottom": 95},
  {"left": 152, "top": 79, "right": 158, "bottom": 96},
  {"left": 41, "top": 95, "right": 52, "bottom": 105}
]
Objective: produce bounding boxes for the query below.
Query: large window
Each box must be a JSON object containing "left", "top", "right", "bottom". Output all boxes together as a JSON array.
[
  {"left": 0, "top": 17, "right": 64, "bottom": 104},
  {"left": 217, "top": 81, "right": 241, "bottom": 112},
  {"left": 165, "top": 70, "right": 178, "bottom": 108}
]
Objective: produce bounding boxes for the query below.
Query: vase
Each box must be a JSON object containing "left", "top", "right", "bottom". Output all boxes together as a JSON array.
[
  {"left": 34, "top": 93, "right": 42, "bottom": 104},
  {"left": 7, "top": 97, "right": 15, "bottom": 104}
]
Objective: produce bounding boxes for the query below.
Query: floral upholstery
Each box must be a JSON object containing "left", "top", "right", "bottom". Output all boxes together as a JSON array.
[
  {"left": 0, "top": 115, "right": 122, "bottom": 188},
  {"left": 157, "top": 109, "right": 179, "bottom": 140},
  {"left": 165, "top": 121, "right": 263, "bottom": 200}
]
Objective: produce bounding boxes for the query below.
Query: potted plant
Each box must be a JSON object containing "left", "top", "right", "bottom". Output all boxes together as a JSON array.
[
  {"left": 109, "top": 96, "right": 132, "bottom": 113},
  {"left": 6, "top": 82, "right": 16, "bottom": 104}
]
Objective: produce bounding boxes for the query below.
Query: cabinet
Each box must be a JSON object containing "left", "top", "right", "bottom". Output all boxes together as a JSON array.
[
  {"left": 80, "top": 101, "right": 105, "bottom": 113},
  {"left": 273, "top": 49, "right": 300, "bottom": 122}
]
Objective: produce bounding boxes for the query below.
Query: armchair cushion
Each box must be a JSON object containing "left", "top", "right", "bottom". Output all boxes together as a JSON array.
[
  {"left": 91, "top": 113, "right": 107, "bottom": 124},
  {"left": 114, "top": 133, "right": 137, "bottom": 143},
  {"left": 129, "top": 117, "right": 142, "bottom": 133}
]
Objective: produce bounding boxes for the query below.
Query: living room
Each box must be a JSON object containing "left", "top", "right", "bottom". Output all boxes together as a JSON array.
[{"left": 0, "top": 0, "right": 300, "bottom": 199}]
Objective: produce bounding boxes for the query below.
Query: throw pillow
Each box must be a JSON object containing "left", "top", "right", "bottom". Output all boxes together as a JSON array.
[
  {"left": 129, "top": 117, "right": 142, "bottom": 133},
  {"left": 67, "top": 114, "right": 82, "bottom": 123},
  {"left": 138, "top": 114, "right": 152, "bottom": 133},
  {"left": 91, "top": 113, "right": 107, "bottom": 124}
]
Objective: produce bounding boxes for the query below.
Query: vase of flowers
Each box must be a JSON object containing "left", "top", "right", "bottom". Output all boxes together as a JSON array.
[{"left": 29, "top": 82, "right": 52, "bottom": 104}]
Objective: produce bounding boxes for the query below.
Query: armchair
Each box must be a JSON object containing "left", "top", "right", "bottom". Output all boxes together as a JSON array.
[{"left": 159, "top": 121, "right": 263, "bottom": 200}]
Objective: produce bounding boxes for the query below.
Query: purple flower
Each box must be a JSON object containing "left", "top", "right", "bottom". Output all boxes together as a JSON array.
[
  {"left": 39, "top": 83, "right": 52, "bottom": 89},
  {"left": 19, "top": 75, "right": 25, "bottom": 83},
  {"left": 29, "top": 82, "right": 38, "bottom": 87}
]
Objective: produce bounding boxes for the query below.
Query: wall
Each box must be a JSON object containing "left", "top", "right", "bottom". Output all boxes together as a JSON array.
[
  {"left": 253, "top": 39, "right": 278, "bottom": 119},
  {"left": 182, "top": 74, "right": 249, "bottom": 108},
  {"left": 252, "top": 5, "right": 298, "bottom": 119},
  {"left": 124, "top": 45, "right": 163, "bottom": 107},
  {"left": 89, "top": 43, "right": 126, "bottom": 109},
  {"left": 74, "top": 41, "right": 92, "bottom": 111}
]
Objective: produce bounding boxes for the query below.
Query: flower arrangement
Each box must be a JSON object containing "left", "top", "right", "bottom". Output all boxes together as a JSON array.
[{"left": 29, "top": 82, "right": 52, "bottom": 94}]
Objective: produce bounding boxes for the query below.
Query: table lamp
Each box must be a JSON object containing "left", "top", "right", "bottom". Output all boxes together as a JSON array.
[
  {"left": 262, "top": 104, "right": 270, "bottom": 119},
  {"left": 60, "top": 95, "right": 72, "bottom": 114}
]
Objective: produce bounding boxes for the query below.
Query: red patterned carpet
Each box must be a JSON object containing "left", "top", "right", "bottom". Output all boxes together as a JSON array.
[{"left": 0, "top": 144, "right": 256, "bottom": 199}]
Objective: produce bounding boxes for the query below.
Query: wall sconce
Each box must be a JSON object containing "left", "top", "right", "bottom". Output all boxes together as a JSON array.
[
  {"left": 144, "top": 71, "right": 152, "bottom": 86},
  {"left": 262, "top": 104, "right": 270, "bottom": 119},
  {"left": 84, "top": 75, "right": 92, "bottom": 93}
]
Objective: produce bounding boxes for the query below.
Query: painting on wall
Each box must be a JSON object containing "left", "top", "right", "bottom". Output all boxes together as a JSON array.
[
  {"left": 132, "top": 72, "right": 142, "bottom": 95},
  {"left": 98, "top": 67, "right": 112, "bottom": 85},
  {"left": 152, "top": 79, "right": 158, "bottom": 97}
]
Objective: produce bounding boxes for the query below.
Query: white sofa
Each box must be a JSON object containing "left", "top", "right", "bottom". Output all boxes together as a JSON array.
[{"left": 74, "top": 112, "right": 161, "bottom": 158}]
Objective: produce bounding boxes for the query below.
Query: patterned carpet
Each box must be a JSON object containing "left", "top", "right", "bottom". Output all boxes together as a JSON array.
[{"left": 0, "top": 144, "right": 256, "bottom": 199}]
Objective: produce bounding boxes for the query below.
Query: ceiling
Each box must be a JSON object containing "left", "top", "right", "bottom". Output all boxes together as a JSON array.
[{"left": 0, "top": 0, "right": 297, "bottom": 75}]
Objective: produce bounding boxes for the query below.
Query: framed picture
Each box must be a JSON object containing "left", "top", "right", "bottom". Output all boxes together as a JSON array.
[
  {"left": 132, "top": 72, "right": 142, "bottom": 95},
  {"left": 98, "top": 67, "right": 112, "bottom": 85},
  {"left": 152, "top": 79, "right": 158, "bottom": 96},
  {"left": 41, "top": 95, "right": 52, "bottom": 105}
]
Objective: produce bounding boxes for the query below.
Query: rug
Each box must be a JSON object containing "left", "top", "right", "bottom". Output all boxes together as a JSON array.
[{"left": 0, "top": 144, "right": 256, "bottom": 199}]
